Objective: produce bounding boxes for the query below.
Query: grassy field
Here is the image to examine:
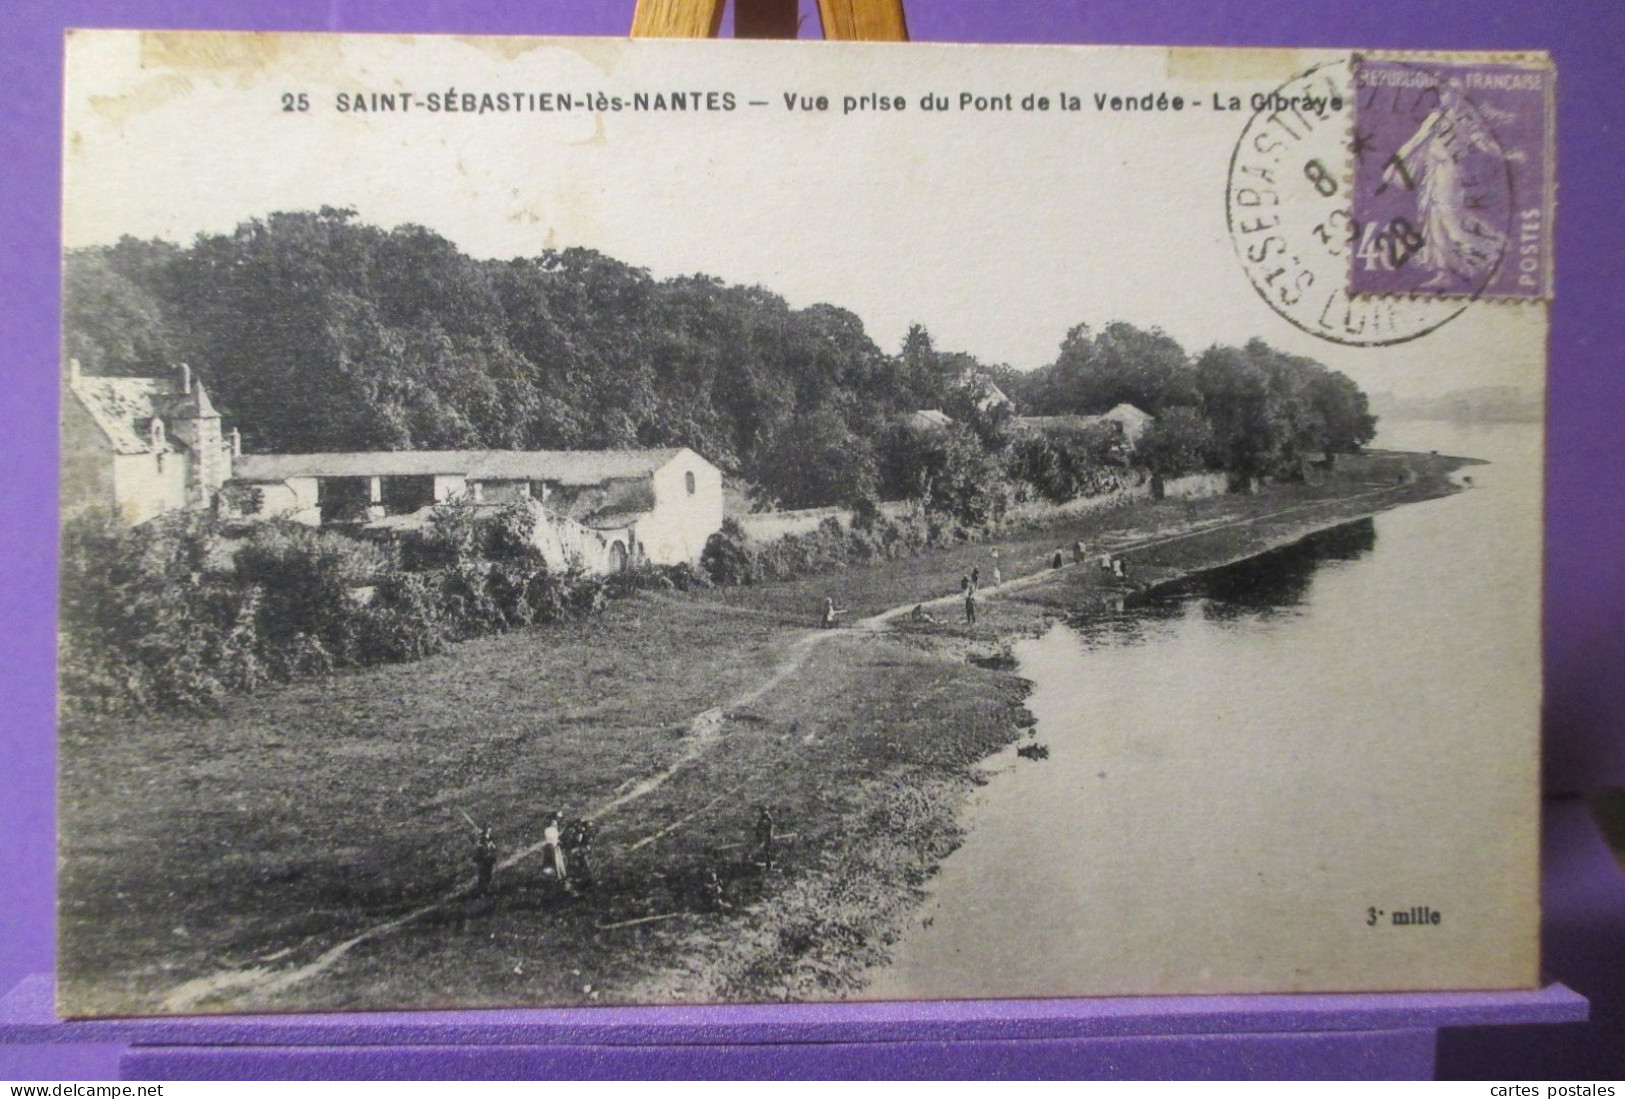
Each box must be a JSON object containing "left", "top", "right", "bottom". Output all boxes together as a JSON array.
[{"left": 57, "top": 449, "right": 1471, "bottom": 1014}]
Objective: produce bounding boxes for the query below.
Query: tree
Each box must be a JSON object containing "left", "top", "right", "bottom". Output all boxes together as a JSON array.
[
  {"left": 1137, "top": 406, "right": 1216, "bottom": 476},
  {"left": 1194, "top": 344, "right": 1276, "bottom": 477},
  {"left": 62, "top": 250, "right": 179, "bottom": 375},
  {"left": 1032, "top": 321, "right": 1199, "bottom": 416},
  {"left": 1307, "top": 369, "right": 1378, "bottom": 453},
  {"left": 754, "top": 405, "right": 880, "bottom": 510}
]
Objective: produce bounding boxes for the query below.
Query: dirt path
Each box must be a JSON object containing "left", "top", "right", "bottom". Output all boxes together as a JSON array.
[{"left": 157, "top": 482, "right": 1406, "bottom": 1012}]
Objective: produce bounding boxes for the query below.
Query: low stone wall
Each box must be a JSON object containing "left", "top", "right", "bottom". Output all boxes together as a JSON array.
[
  {"left": 1004, "top": 480, "right": 1153, "bottom": 525},
  {"left": 732, "top": 473, "right": 1227, "bottom": 545},
  {"left": 1161, "top": 471, "right": 1229, "bottom": 500},
  {"left": 734, "top": 501, "right": 912, "bottom": 543}
]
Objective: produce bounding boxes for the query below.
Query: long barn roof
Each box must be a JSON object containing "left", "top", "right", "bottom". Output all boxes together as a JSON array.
[{"left": 232, "top": 448, "right": 694, "bottom": 485}]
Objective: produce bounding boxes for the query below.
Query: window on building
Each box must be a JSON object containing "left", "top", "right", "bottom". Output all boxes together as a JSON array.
[{"left": 685, "top": 470, "right": 696, "bottom": 495}]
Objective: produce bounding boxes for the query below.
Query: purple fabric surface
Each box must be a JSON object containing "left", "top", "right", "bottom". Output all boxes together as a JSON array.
[
  {"left": 3, "top": 0, "right": 1622, "bottom": 1081},
  {"left": 1437, "top": 797, "right": 1625, "bottom": 1079},
  {"left": 117, "top": 1031, "right": 1437, "bottom": 1081},
  {"left": 0, "top": 976, "right": 1587, "bottom": 1046}
]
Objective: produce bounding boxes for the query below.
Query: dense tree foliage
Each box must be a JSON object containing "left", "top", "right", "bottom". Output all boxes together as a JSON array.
[{"left": 65, "top": 208, "right": 1375, "bottom": 516}]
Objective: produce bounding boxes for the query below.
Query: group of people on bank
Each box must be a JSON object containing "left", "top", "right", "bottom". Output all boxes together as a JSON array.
[
  {"left": 464, "top": 805, "right": 780, "bottom": 909},
  {"left": 836, "top": 540, "right": 1139, "bottom": 632},
  {"left": 468, "top": 810, "right": 597, "bottom": 900}
]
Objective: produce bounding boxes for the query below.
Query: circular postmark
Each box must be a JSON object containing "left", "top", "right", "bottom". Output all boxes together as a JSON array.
[{"left": 1225, "top": 58, "right": 1512, "bottom": 347}]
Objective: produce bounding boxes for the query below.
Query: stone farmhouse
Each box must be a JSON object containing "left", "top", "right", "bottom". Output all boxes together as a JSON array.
[
  {"left": 230, "top": 448, "right": 723, "bottom": 575},
  {"left": 61, "top": 360, "right": 238, "bottom": 525},
  {"left": 61, "top": 363, "right": 726, "bottom": 575}
]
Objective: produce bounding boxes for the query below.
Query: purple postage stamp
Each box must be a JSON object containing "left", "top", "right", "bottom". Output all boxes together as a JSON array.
[{"left": 1349, "top": 56, "right": 1554, "bottom": 300}]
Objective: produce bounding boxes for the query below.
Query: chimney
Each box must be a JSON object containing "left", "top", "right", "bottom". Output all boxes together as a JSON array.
[
  {"left": 178, "top": 363, "right": 192, "bottom": 395},
  {"left": 68, "top": 358, "right": 81, "bottom": 386},
  {"left": 229, "top": 427, "right": 242, "bottom": 458}
]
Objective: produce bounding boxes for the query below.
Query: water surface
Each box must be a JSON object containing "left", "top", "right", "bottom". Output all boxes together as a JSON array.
[{"left": 868, "top": 423, "right": 1542, "bottom": 999}]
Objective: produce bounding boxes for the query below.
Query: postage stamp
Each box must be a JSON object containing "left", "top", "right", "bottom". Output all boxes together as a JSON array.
[{"left": 1350, "top": 57, "right": 1554, "bottom": 301}]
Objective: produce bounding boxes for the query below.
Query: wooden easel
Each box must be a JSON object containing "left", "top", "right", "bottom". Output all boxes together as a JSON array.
[{"left": 631, "top": 0, "right": 906, "bottom": 41}]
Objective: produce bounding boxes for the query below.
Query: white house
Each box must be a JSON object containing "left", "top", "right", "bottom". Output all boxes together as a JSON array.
[
  {"left": 60, "top": 360, "right": 238, "bottom": 525},
  {"left": 229, "top": 447, "right": 724, "bottom": 575}
]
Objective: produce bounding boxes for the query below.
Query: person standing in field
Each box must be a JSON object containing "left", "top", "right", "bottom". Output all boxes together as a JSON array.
[
  {"left": 704, "top": 868, "right": 733, "bottom": 911},
  {"left": 970, "top": 564, "right": 981, "bottom": 591},
  {"left": 821, "top": 596, "right": 843, "bottom": 628},
  {"left": 754, "top": 806, "right": 777, "bottom": 873},
  {"left": 1052, "top": 548, "right": 1065, "bottom": 570},
  {"left": 965, "top": 585, "right": 977, "bottom": 625},
  {"left": 472, "top": 826, "right": 497, "bottom": 899},
  {"left": 562, "top": 818, "right": 595, "bottom": 890},
  {"left": 990, "top": 548, "right": 1002, "bottom": 587},
  {"left": 542, "top": 811, "right": 568, "bottom": 883},
  {"left": 1073, "top": 539, "right": 1086, "bottom": 564}
]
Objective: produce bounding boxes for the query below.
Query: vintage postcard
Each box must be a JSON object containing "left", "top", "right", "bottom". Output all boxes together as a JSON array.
[{"left": 58, "top": 33, "right": 1551, "bottom": 1014}]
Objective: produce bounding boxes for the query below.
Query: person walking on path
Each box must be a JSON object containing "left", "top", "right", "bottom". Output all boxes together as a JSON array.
[
  {"left": 965, "top": 585, "right": 978, "bottom": 625},
  {"left": 1073, "top": 539, "right": 1087, "bottom": 564},
  {"left": 970, "top": 565, "right": 981, "bottom": 591}
]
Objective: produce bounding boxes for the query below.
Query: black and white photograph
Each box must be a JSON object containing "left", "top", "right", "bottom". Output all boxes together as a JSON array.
[{"left": 57, "top": 32, "right": 1548, "bottom": 1015}]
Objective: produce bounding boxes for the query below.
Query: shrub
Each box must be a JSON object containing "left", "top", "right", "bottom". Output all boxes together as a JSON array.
[
  {"left": 355, "top": 572, "right": 447, "bottom": 664},
  {"left": 233, "top": 520, "right": 388, "bottom": 661}
]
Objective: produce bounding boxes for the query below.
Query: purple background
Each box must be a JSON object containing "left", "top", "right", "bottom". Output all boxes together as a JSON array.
[{"left": 3, "top": 0, "right": 1622, "bottom": 1079}]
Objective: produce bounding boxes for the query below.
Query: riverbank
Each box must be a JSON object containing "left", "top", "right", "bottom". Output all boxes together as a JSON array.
[{"left": 57, "top": 449, "right": 1473, "bottom": 1014}]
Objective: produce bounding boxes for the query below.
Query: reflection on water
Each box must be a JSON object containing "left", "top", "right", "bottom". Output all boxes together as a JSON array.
[
  {"left": 1072, "top": 521, "right": 1380, "bottom": 647},
  {"left": 866, "top": 422, "right": 1542, "bottom": 1000}
]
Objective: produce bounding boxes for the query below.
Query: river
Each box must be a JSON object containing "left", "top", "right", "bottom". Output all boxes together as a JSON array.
[{"left": 866, "top": 421, "right": 1543, "bottom": 1000}]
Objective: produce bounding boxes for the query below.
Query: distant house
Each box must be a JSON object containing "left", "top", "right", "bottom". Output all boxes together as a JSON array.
[
  {"left": 1016, "top": 403, "right": 1155, "bottom": 450},
  {"left": 61, "top": 360, "right": 238, "bottom": 525},
  {"left": 229, "top": 447, "right": 723, "bottom": 575},
  {"left": 955, "top": 373, "right": 1013, "bottom": 415},
  {"left": 901, "top": 409, "right": 955, "bottom": 433}
]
